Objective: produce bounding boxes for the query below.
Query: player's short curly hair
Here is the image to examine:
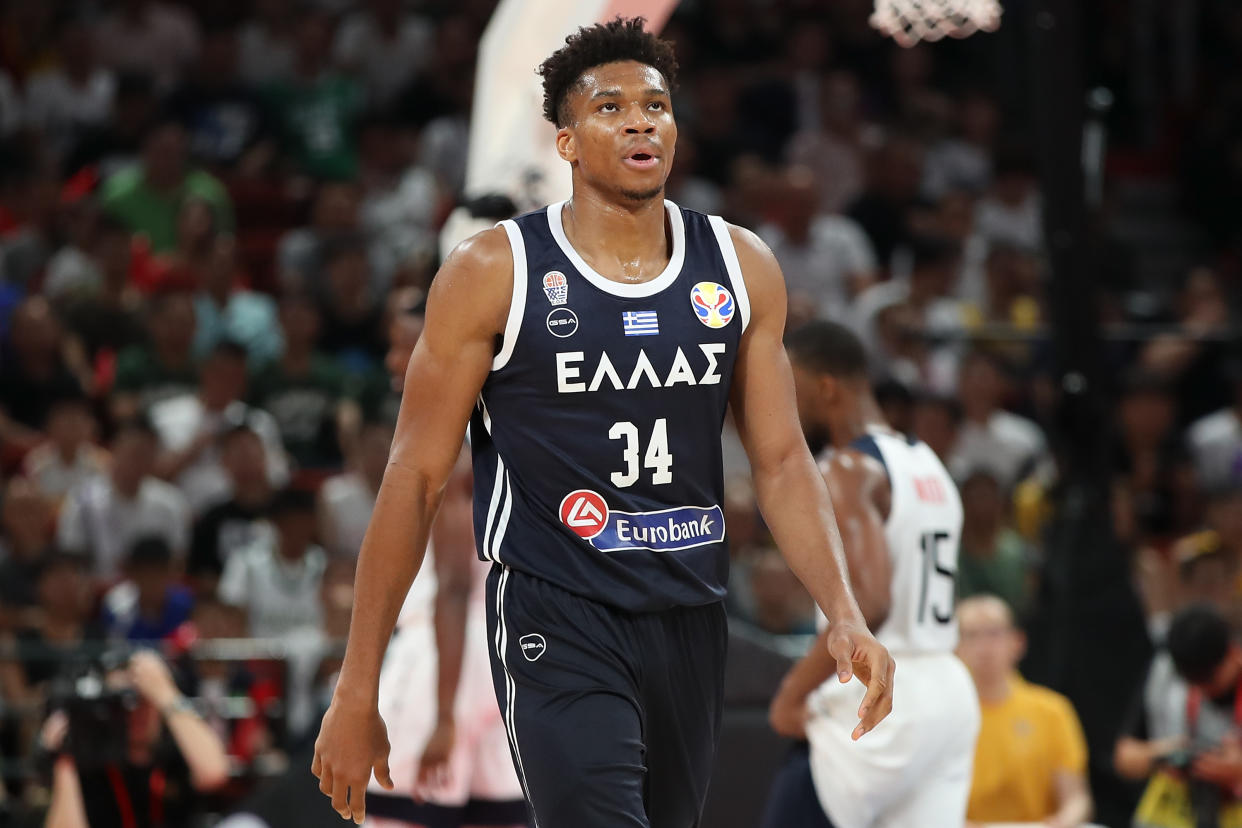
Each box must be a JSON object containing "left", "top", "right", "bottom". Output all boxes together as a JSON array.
[{"left": 537, "top": 17, "right": 679, "bottom": 128}]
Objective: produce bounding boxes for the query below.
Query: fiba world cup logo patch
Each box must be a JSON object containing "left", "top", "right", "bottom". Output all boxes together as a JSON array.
[
  {"left": 543, "top": 271, "right": 568, "bottom": 306},
  {"left": 690, "top": 282, "right": 735, "bottom": 329}
]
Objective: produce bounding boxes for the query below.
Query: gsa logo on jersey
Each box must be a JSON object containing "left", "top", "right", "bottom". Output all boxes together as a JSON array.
[
  {"left": 546, "top": 308, "right": 579, "bottom": 338},
  {"left": 590, "top": 504, "right": 726, "bottom": 554},
  {"left": 690, "top": 282, "right": 736, "bottom": 329}
]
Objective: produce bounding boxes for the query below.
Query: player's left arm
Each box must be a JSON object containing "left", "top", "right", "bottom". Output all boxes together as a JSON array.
[{"left": 727, "top": 224, "right": 895, "bottom": 740}]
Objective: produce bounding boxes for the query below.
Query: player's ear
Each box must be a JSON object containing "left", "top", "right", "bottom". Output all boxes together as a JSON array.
[{"left": 556, "top": 126, "right": 576, "bottom": 164}]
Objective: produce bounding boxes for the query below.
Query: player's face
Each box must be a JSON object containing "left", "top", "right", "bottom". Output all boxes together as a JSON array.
[{"left": 558, "top": 61, "right": 676, "bottom": 204}]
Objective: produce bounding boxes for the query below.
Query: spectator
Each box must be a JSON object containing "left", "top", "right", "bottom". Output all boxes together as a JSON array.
[
  {"left": 21, "top": 392, "right": 107, "bottom": 505},
  {"left": 314, "top": 235, "right": 386, "bottom": 368},
  {"left": 957, "top": 470, "right": 1039, "bottom": 618},
  {"left": 100, "top": 536, "right": 195, "bottom": 642},
  {"left": 99, "top": 118, "right": 234, "bottom": 254},
  {"left": 262, "top": 10, "right": 364, "bottom": 180},
  {"left": 0, "top": 297, "right": 89, "bottom": 455},
  {"left": 1187, "top": 357, "right": 1242, "bottom": 494},
  {"left": 0, "top": 477, "right": 56, "bottom": 621},
  {"left": 23, "top": 19, "right": 116, "bottom": 162},
  {"left": 150, "top": 340, "right": 288, "bottom": 515},
  {"left": 183, "top": 209, "right": 282, "bottom": 367},
  {"left": 911, "top": 392, "right": 963, "bottom": 465},
  {"left": 238, "top": 0, "right": 297, "bottom": 87},
  {"left": 957, "top": 595, "right": 1093, "bottom": 827},
  {"left": 62, "top": 71, "right": 161, "bottom": 179},
  {"left": 166, "top": 21, "right": 276, "bottom": 174},
  {"left": 973, "top": 146, "right": 1043, "bottom": 251},
  {"left": 252, "top": 293, "right": 356, "bottom": 471},
  {"left": 317, "top": 418, "right": 391, "bottom": 558},
  {"left": 355, "top": 115, "right": 435, "bottom": 288},
  {"left": 757, "top": 165, "right": 876, "bottom": 328},
  {"left": 57, "top": 416, "right": 191, "bottom": 582},
  {"left": 950, "top": 349, "right": 1053, "bottom": 489},
  {"left": 0, "top": 552, "right": 102, "bottom": 730},
  {"left": 92, "top": 0, "right": 201, "bottom": 90},
  {"left": 922, "top": 92, "right": 999, "bottom": 200},
  {"left": 188, "top": 424, "right": 277, "bottom": 595},
  {"left": 1119, "top": 604, "right": 1242, "bottom": 828},
  {"left": 218, "top": 486, "right": 325, "bottom": 638},
  {"left": 332, "top": 0, "right": 434, "bottom": 111},
  {"left": 1111, "top": 370, "right": 1197, "bottom": 545},
  {"left": 786, "top": 70, "right": 875, "bottom": 214},
  {"left": 846, "top": 134, "right": 928, "bottom": 268},
  {"left": 111, "top": 289, "right": 199, "bottom": 423},
  {"left": 276, "top": 180, "right": 373, "bottom": 296},
  {"left": 40, "top": 649, "right": 229, "bottom": 827}
]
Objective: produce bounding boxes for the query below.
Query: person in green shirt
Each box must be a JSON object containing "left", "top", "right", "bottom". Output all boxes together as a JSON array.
[
  {"left": 263, "top": 11, "right": 364, "bottom": 180},
  {"left": 957, "top": 469, "right": 1039, "bottom": 619},
  {"left": 98, "top": 118, "right": 234, "bottom": 253}
]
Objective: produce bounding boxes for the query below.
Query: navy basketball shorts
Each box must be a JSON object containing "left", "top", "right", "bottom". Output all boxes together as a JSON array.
[{"left": 485, "top": 564, "right": 728, "bottom": 828}]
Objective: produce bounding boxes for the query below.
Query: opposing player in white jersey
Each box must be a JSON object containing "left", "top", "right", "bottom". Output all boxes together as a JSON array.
[
  {"left": 763, "top": 320, "right": 980, "bottom": 828},
  {"left": 364, "top": 298, "right": 527, "bottom": 828}
]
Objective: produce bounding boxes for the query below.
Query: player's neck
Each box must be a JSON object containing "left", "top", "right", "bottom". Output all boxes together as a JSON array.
[
  {"left": 561, "top": 189, "right": 670, "bottom": 284},
  {"left": 828, "top": 398, "right": 888, "bottom": 449}
]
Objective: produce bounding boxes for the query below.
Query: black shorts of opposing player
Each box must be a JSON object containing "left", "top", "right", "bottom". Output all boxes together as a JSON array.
[{"left": 487, "top": 566, "right": 727, "bottom": 828}]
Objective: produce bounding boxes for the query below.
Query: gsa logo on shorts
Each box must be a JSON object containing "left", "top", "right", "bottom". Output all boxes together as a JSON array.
[
  {"left": 546, "top": 308, "right": 579, "bottom": 338},
  {"left": 519, "top": 633, "right": 547, "bottom": 662},
  {"left": 690, "top": 282, "right": 736, "bottom": 329}
]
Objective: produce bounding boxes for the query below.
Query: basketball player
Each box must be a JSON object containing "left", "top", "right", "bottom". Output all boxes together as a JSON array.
[
  {"left": 762, "top": 320, "right": 980, "bottom": 828},
  {"left": 365, "top": 297, "right": 528, "bottom": 828},
  {"left": 312, "top": 19, "right": 895, "bottom": 827}
]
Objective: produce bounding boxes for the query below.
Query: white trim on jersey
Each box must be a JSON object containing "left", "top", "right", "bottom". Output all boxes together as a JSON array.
[
  {"left": 493, "top": 220, "right": 529, "bottom": 371},
  {"left": 495, "top": 566, "right": 539, "bottom": 825},
  {"left": 547, "top": 200, "right": 686, "bottom": 298},
  {"left": 707, "top": 215, "right": 752, "bottom": 332},
  {"left": 482, "top": 455, "right": 510, "bottom": 563}
]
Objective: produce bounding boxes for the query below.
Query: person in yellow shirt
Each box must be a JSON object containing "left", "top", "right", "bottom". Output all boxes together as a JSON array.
[{"left": 957, "top": 595, "right": 1094, "bottom": 827}]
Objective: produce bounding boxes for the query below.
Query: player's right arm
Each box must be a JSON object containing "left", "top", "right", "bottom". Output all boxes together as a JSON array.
[
  {"left": 312, "top": 227, "right": 513, "bottom": 825},
  {"left": 769, "top": 451, "right": 892, "bottom": 739}
]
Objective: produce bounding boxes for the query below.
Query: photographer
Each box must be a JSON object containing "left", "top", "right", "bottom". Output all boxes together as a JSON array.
[
  {"left": 1118, "top": 604, "right": 1242, "bottom": 828},
  {"left": 41, "top": 648, "right": 229, "bottom": 828}
]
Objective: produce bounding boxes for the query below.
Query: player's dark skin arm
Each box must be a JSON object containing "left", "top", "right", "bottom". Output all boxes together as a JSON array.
[
  {"left": 417, "top": 449, "right": 475, "bottom": 792},
  {"left": 727, "top": 225, "right": 895, "bottom": 740},
  {"left": 769, "top": 451, "right": 892, "bottom": 739},
  {"left": 312, "top": 228, "right": 512, "bottom": 824}
]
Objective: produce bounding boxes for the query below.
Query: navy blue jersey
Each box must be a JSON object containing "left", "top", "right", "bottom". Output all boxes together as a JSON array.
[{"left": 469, "top": 200, "right": 751, "bottom": 612}]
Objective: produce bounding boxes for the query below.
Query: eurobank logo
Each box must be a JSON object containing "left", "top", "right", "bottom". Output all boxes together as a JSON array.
[{"left": 590, "top": 504, "right": 725, "bottom": 553}]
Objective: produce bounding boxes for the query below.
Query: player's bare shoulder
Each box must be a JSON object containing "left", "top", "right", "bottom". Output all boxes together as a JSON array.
[
  {"left": 723, "top": 223, "right": 786, "bottom": 324},
  {"left": 821, "top": 447, "right": 892, "bottom": 517},
  {"left": 426, "top": 225, "right": 515, "bottom": 339}
]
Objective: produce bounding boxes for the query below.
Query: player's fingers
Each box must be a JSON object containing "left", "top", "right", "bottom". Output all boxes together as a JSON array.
[
  {"left": 349, "top": 784, "right": 366, "bottom": 825},
  {"left": 318, "top": 764, "right": 334, "bottom": 797},
  {"left": 331, "top": 776, "right": 351, "bottom": 820},
  {"left": 375, "top": 753, "right": 394, "bottom": 791},
  {"left": 854, "top": 651, "right": 895, "bottom": 740},
  {"left": 311, "top": 750, "right": 323, "bottom": 781},
  {"left": 826, "top": 635, "right": 855, "bottom": 684}
]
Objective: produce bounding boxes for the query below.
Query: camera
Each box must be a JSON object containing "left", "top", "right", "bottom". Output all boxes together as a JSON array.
[{"left": 48, "top": 646, "right": 140, "bottom": 771}]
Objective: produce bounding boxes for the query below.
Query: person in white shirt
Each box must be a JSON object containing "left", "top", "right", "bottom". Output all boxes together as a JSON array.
[
  {"left": 151, "top": 341, "right": 289, "bottom": 515},
  {"left": 24, "top": 21, "right": 115, "bottom": 160},
  {"left": 57, "top": 416, "right": 191, "bottom": 582},
  {"left": 318, "top": 419, "right": 391, "bottom": 559},
  {"left": 21, "top": 393, "right": 108, "bottom": 505},
  {"left": 332, "top": 0, "right": 433, "bottom": 110}
]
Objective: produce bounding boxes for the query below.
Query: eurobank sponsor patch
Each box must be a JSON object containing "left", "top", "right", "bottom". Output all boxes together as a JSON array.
[{"left": 589, "top": 504, "right": 726, "bottom": 553}]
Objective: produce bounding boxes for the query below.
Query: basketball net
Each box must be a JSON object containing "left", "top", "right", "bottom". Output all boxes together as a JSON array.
[{"left": 871, "top": 0, "right": 1002, "bottom": 47}]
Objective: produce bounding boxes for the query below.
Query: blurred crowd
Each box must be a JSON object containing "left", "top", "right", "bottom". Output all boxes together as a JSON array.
[{"left": 0, "top": 0, "right": 1238, "bottom": 823}]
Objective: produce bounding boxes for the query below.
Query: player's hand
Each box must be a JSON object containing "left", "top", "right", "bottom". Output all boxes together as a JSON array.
[
  {"left": 311, "top": 695, "right": 394, "bottom": 823},
  {"left": 824, "top": 621, "right": 895, "bottom": 741},
  {"left": 768, "top": 687, "right": 809, "bottom": 740},
  {"left": 415, "top": 718, "right": 456, "bottom": 797}
]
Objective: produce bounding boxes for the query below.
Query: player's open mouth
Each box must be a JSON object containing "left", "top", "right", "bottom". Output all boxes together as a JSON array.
[{"left": 623, "top": 152, "right": 659, "bottom": 170}]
